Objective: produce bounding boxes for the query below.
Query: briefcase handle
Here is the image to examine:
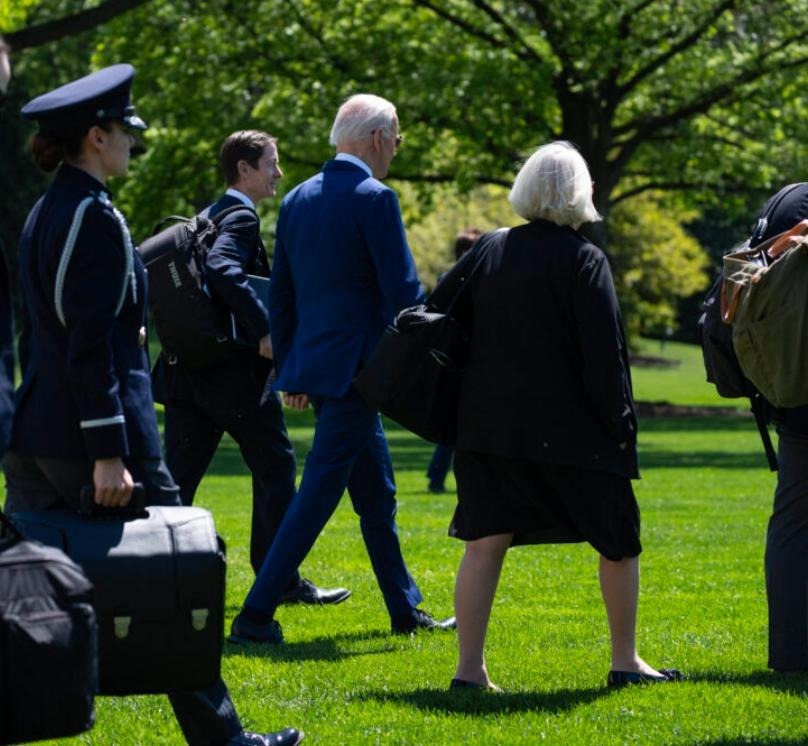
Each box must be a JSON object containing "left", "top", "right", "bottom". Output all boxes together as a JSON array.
[{"left": 79, "top": 483, "right": 147, "bottom": 518}]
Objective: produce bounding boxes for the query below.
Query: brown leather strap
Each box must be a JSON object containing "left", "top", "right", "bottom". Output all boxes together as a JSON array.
[{"left": 720, "top": 280, "right": 742, "bottom": 324}]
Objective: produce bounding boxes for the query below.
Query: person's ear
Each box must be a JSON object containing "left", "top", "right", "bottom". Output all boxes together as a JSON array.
[
  {"left": 238, "top": 159, "right": 252, "bottom": 179},
  {"left": 85, "top": 125, "right": 107, "bottom": 152}
]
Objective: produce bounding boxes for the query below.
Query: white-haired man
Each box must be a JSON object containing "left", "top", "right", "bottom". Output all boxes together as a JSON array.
[{"left": 229, "top": 94, "right": 455, "bottom": 642}]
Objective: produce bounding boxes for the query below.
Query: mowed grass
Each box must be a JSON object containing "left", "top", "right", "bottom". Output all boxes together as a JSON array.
[{"left": 42, "top": 342, "right": 808, "bottom": 745}]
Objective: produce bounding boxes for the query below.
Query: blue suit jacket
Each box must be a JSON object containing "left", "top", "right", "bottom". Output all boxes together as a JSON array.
[
  {"left": 269, "top": 159, "right": 423, "bottom": 398},
  {"left": 11, "top": 164, "right": 161, "bottom": 461}
]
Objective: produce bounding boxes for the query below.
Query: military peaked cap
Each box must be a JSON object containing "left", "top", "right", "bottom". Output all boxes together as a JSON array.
[{"left": 21, "top": 63, "right": 147, "bottom": 132}]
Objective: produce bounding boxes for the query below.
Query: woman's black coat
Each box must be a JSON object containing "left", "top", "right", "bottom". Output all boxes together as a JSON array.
[{"left": 443, "top": 219, "right": 639, "bottom": 479}]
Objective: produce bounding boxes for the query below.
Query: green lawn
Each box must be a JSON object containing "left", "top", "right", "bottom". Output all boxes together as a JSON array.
[{"left": 41, "top": 342, "right": 808, "bottom": 745}]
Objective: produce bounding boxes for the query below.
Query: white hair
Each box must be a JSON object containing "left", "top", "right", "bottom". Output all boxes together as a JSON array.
[
  {"left": 508, "top": 141, "right": 601, "bottom": 227},
  {"left": 329, "top": 94, "right": 397, "bottom": 147}
]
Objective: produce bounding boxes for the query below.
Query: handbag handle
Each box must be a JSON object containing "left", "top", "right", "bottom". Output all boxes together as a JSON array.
[
  {"left": 767, "top": 219, "right": 808, "bottom": 259},
  {"left": 429, "top": 228, "right": 508, "bottom": 315}
]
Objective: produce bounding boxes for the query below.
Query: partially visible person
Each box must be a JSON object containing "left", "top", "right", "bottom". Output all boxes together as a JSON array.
[
  {"left": 153, "top": 129, "right": 349, "bottom": 607},
  {"left": 425, "top": 227, "right": 482, "bottom": 494},
  {"left": 229, "top": 93, "right": 455, "bottom": 644},
  {"left": 446, "top": 141, "right": 681, "bottom": 691},
  {"left": 5, "top": 63, "right": 302, "bottom": 746},
  {"left": 741, "top": 182, "right": 808, "bottom": 672},
  {"left": 0, "top": 34, "right": 13, "bottom": 459}
]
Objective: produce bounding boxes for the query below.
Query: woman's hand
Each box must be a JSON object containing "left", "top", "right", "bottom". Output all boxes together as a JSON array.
[{"left": 93, "top": 457, "right": 134, "bottom": 507}]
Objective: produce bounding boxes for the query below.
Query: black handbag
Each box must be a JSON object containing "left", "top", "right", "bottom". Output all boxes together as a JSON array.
[
  {"left": 0, "top": 510, "right": 97, "bottom": 745},
  {"left": 354, "top": 229, "right": 506, "bottom": 445}
]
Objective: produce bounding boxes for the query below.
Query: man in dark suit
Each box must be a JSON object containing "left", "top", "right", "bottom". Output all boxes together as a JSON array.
[
  {"left": 229, "top": 95, "right": 455, "bottom": 643},
  {"left": 154, "top": 130, "right": 349, "bottom": 606}
]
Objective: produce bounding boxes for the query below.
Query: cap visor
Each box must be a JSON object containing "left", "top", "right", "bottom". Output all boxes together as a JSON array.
[{"left": 124, "top": 113, "right": 148, "bottom": 130}]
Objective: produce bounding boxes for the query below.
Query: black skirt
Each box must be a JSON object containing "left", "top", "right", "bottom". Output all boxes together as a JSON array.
[{"left": 449, "top": 450, "right": 641, "bottom": 561}]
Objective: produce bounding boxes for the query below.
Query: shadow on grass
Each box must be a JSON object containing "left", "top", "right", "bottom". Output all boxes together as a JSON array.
[
  {"left": 223, "top": 629, "right": 397, "bottom": 663},
  {"left": 689, "top": 669, "right": 808, "bottom": 694},
  {"left": 639, "top": 450, "right": 772, "bottom": 469},
  {"left": 364, "top": 685, "right": 608, "bottom": 715}
]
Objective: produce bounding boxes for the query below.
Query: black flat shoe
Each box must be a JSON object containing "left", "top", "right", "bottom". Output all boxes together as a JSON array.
[
  {"left": 449, "top": 678, "right": 503, "bottom": 692},
  {"left": 607, "top": 668, "right": 684, "bottom": 687}
]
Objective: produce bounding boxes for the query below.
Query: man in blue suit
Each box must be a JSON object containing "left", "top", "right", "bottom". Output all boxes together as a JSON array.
[{"left": 230, "top": 94, "right": 455, "bottom": 643}]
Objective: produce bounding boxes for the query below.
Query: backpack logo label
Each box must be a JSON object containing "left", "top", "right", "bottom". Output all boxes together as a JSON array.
[{"left": 168, "top": 260, "right": 182, "bottom": 289}]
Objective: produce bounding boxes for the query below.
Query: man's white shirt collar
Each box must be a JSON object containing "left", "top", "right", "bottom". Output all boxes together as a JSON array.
[
  {"left": 225, "top": 188, "right": 255, "bottom": 209},
  {"left": 335, "top": 153, "right": 372, "bottom": 177}
]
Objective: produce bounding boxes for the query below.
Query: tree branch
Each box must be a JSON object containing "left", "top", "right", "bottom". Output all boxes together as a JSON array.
[
  {"left": 616, "top": 0, "right": 737, "bottom": 97},
  {"left": 467, "top": 0, "right": 544, "bottom": 64},
  {"left": 611, "top": 178, "right": 757, "bottom": 206},
  {"left": 5, "top": 0, "right": 154, "bottom": 51}
]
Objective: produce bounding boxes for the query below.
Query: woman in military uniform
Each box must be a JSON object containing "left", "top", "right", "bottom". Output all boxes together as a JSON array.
[{"left": 3, "top": 64, "right": 302, "bottom": 746}]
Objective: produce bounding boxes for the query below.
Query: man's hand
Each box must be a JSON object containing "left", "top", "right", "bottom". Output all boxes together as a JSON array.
[
  {"left": 283, "top": 392, "right": 310, "bottom": 410},
  {"left": 93, "top": 457, "right": 134, "bottom": 507},
  {"left": 258, "top": 333, "right": 274, "bottom": 359}
]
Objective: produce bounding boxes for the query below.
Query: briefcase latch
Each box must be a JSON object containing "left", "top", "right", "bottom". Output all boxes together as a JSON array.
[
  {"left": 191, "top": 608, "right": 209, "bottom": 631},
  {"left": 114, "top": 616, "right": 132, "bottom": 639}
]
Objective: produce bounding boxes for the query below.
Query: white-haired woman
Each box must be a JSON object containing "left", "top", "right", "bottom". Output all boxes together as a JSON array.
[{"left": 445, "top": 141, "right": 680, "bottom": 691}]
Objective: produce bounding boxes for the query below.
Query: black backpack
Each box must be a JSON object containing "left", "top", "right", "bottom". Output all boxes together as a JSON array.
[
  {"left": 0, "top": 510, "right": 97, "bottom": 744},
  {"left": 137, "top": 205, "right": 257, "bottom": 370},
  {"left": 697, "top": 182, "right": 808, "bottom": 471}
]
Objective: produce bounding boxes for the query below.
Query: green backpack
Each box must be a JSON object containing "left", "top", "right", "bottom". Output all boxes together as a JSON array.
[{"left": 724, "top": 220, "right": 808, "bottom": 408}]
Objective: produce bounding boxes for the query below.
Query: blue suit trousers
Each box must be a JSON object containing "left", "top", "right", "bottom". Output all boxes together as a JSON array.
[{"left": 245, "top": 389, "right": 423, "bottom": 618}]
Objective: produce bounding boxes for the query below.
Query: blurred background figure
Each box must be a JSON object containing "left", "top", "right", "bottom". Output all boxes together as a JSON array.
[{"left": 426, "top": 227, "right": 481, "bottom": 494}]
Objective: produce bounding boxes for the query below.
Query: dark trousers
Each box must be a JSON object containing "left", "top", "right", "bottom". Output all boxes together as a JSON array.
[
  {"left": 426, "top": 444, "right": 454, "bottom": 488},
  {"left": 244, "top": 389, "right": 422, "bottom": 618},
  {"left": 3, "top": 453, "right": 243, "bottom": 746},
  {"left": 164, "top": 387, "right": 298, "bottom": 583},
  {"left": 766, "top": 427, "right": 808, "bottom": 670}
]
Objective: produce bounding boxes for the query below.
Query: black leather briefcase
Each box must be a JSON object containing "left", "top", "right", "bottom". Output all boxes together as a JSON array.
[{"left": 11, "top": 505, "right": 225, "bottom": 695}]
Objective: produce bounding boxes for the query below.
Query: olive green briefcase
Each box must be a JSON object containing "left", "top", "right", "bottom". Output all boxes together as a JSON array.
[{"left": 723, "top": 220, "right": 808, "bottom": 408}]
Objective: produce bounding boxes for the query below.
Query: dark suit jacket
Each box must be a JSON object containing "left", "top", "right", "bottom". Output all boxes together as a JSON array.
[
  {"left": 449, "top": 219, "right": 639, "bottom": 479},
  {"left": 269, "top": 159, "right": 423, "bottom": 397},
  {"left": 11, "top": 164, "right": 161, "bottom": 460},
  {"left": 153, "top": 193, "right": 272, "bottom": 416}
]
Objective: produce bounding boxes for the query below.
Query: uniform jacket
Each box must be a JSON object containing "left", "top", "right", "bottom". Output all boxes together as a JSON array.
[
  {"left": 451, "top": 219, "right": 639, "bottom": 479},
  {"left": 11, "top": 163, "right": 161, "bottom": 460},
  {"left": 269, "top": 159, "right": 423, "bottom": 397},
  {"left": 152, "top": 193, "right": 272, "bottom": 415}
]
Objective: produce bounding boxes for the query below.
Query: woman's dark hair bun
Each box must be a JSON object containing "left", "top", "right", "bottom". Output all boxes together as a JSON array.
[{"left": 30, "top": 131, "right": 65, "bottom": 172}]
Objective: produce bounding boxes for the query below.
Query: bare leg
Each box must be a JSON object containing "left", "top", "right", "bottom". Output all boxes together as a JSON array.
[
  {"left": 599, "top": 554, "right": 660, "bottom": 674},
  {"left": 453, "top": 533, "right": 513, "bottom": 687}
]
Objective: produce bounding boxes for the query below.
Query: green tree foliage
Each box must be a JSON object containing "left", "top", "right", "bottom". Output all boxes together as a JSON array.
[
  {"left": 5, "top": 0, "right": 808, "bottom": 333},
  {"left": 610, "top": 193, "right": 711, "bottom": 338}
]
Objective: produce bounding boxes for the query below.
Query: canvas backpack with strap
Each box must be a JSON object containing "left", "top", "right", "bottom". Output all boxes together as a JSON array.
[
  {"left": 724, "top": 219, "right": 808, "bottom": 409},
  {"left": 137, "top": 205, "right": 258, "bottom": 370},
  {"left": 696, "top": 184, "right": 806, "bottom": 471}
]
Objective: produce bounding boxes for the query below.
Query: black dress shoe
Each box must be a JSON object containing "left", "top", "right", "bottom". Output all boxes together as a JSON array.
[
  {"left": 449, "top": 678, "right": 503, "bottom": 693},
  {"left": 227, "top": 728, "right": 304, "bottom": 745},
  {"left": 391, "top": 608, "right": 457, "bottom": 635},
  {"left": 607, "top": 668, "right": 684, "bottom": 687},
  {"left": 228, "top": 613, "right": 284, "bottom": 645},
  {"left": 279, "top": 578, "right": 352, "bottom": 606}
]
